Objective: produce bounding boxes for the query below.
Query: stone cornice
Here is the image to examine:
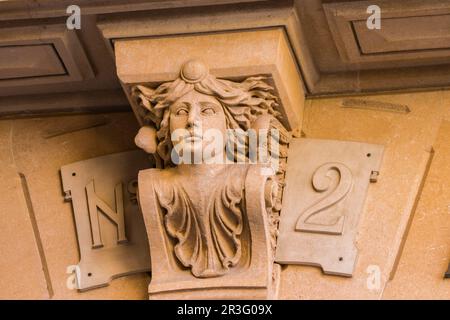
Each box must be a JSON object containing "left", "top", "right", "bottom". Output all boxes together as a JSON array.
[{"left": 0, "top": 0, "right": 269, "bottom": 21}]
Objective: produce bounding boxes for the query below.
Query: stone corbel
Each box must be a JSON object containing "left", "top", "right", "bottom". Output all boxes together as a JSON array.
[
  {"left": 115, "top": 28, "right": 304, "bottom": 133},
  {"left": 114, "top": 29, "right": 304, "bottom": 299}
]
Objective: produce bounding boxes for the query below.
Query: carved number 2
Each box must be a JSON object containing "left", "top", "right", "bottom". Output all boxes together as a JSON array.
[{"left": 295, "top": 162, "right": 353, "bottom": 235}]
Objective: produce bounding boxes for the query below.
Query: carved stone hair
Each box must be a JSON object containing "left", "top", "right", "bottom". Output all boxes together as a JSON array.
[{"left": 132, "top": 60, "right": 281, "bottom": 166}]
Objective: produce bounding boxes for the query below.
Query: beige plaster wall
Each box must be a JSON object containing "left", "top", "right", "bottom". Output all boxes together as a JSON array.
[
  {"left": 279, "top": 90, "right": 450, "bottom": 300},
  {"left": 0, "top": 124, "right": 49, "bottom": 299},
  {"left": 0, "top": 113, "right": 149, "bottom": 299},
  {"left": 382, "top": 120, "right": 450, "bottom": 299},
  {"left": 1, "top": 90, "right": 449, "bottom": 299}
]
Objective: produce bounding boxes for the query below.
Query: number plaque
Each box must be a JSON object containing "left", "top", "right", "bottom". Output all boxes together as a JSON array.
[{"left": 275, "top": 138, "right": 384, "bottom": 276}]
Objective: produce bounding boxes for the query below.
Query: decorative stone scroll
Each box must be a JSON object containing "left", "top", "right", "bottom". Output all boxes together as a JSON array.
[
  {"left": 61, "top": 150, "right": 152, "bottom": 290},
  {"left": 275, "top": 138, "right": 384, "bottom": 276},
  {"left": 133, "top": 60, "right": 290, "bottom": 299}
]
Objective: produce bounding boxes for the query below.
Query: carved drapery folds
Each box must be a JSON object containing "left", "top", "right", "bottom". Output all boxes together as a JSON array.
[
  {"left": 133, "top": 60, "right": 290, "bottom": 299},
  {"left": 154, "top": 165, "right": 247, "bottom": 278}
]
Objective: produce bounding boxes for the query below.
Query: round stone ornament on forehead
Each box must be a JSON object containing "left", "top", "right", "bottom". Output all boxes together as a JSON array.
[{"left": 180, "top": 59, "right": 209, "bottom": 83}]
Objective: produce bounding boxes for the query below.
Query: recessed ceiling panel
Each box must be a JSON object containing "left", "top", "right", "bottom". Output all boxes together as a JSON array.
[
  {"left": 324, "top": 0, "right": 450, "bottom": 66},
  {"left": 0, "top": 24, "right": 94, "bottom": 87},
  {"left": 0, "top": 44, "right": 66, "bottom": 80}
]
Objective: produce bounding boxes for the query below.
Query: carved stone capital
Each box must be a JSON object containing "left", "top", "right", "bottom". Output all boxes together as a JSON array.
[
  {"left": 114, "top": 28, "right": 305, "bottom": 134},
  {"left": 127, "top": 59, "right": 290, "bottom": 299},
  {"left": 112, "top": 28, "right": 307, "bottom": 298}
]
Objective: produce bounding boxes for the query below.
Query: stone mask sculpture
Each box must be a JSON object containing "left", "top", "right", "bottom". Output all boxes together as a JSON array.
[{"left": 132, "top": 60, "right": 289, "bottom": 299}]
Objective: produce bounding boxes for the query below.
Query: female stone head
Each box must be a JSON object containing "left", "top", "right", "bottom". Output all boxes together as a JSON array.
[{"left": 132, "top": 59, "right": 280, "bottom": 167}]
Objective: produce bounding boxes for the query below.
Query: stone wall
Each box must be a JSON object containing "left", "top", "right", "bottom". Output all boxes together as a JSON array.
[
  {"left": 0, "top": 113, "right": 149, "bottom": 299},
  {"left": 279, "top": 90, "right": 450, "bottom": 299},
  {"left": 1, "top": 89, "right": 449, "bottom": 299}
]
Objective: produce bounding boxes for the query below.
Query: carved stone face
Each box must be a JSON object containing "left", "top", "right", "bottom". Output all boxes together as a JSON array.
[{"left": 169, "top": 90, "right": 227, "bottom": 161}]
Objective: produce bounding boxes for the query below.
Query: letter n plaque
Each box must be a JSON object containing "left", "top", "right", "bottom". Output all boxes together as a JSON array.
[{"left": 61, "top": 150, "right": 152, "bottom": 290}]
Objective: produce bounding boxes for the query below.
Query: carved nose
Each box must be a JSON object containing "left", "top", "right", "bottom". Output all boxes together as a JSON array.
[
  {"left": 186, "top": 118, "right": 195, "bottom": 129},
  {"left": 186, "top": 106, "right": 201, "bottom": 129},
  {"left": 186, "top": 117, "right": 197, "bottom": 130}
]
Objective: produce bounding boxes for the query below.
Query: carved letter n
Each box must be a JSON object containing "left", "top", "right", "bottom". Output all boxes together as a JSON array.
[{"left": 85, "top": 180, "right": 127, "bottom": 248}]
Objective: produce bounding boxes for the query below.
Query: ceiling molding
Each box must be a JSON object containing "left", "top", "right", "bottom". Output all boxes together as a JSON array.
[{"left": 0, "top": 0, "right": 267, "bottom": 21}]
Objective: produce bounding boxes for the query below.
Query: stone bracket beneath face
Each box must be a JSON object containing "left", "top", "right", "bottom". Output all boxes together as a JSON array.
[
  {"left": 275, "top": 138, "right": 384, "bottom": 277},
  {"left": 138, "top": 165, "right": 279, "bottom": 299},
  {"left": 114, "top": 28, "right": 305, "bottom": 133},
  {"left": 61, "top": 150, "right": 152, "bottom": 290}
]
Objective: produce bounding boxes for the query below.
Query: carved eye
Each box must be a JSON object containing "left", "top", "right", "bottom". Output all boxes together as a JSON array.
[
  {"left": 176, "top": 107, "right": 189, "bottom": 116},
  {"left": 201, "top": 106, "right": 216, "bottom": 115}
]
